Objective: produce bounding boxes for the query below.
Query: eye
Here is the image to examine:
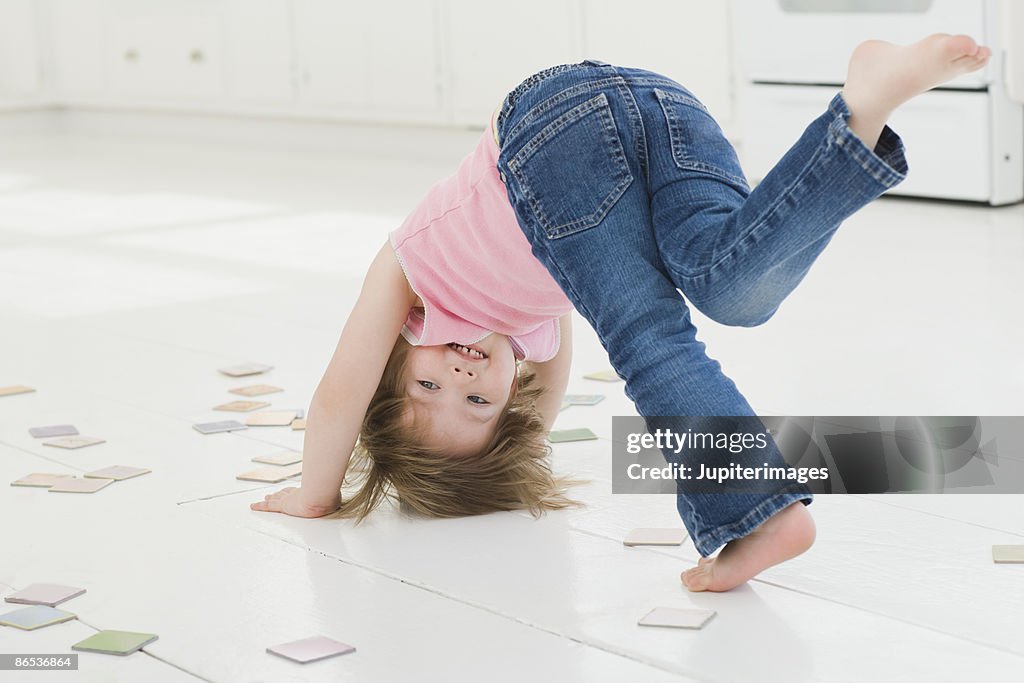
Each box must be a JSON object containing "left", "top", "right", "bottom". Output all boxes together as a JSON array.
[
  {"left": 418, "top": 380, "right": 439, "bottom": 390},
  {"left": 467, "top": 395, "right": 489, "bottom": 405}
]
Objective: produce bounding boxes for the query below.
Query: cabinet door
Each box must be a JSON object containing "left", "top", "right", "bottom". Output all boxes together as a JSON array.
[
  {"left": 105, "top": 0, "right": 223, "bottom": 100},
  {"left": 50, "top": 0, "right": 105, "bottom": 94},
  {"left": 445, "top": 0, "right": 580, "bottom": 126},
  {"left": 293, "top": 0, "right": 441, "bottom": 122},
  {"left": 0, "top": 0, "right": 39, "bottom": 95},
  {"left": 583, "top": 0, "right": 733, "bottom": 125},
  {"left": 223, "top": 0, "right": 293, "bottom": 103}
]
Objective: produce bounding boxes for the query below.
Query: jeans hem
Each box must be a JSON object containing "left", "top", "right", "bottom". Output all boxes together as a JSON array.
[
  {"left": 689, "top": 485, "right": 814, "bottom": 557},
  {"left": 827, "top": 92, "right": 908, "bottom": 190}
]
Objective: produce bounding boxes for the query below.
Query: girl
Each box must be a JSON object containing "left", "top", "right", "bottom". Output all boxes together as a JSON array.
[{"left": 252, "top": 34, "right": 991, "bottom": 592}]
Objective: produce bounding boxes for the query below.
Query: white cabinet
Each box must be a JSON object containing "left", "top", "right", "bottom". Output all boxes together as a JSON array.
[
  {"left": 49, "top": 0, "right": 105, "bottom": 94},
  {"left": 0, "top": 0, "right": 40, "bottom": 96},
  {"left": 292, "top": 0, "right": 441, "bottom": 123},
  {"left": 104, "top": 0, "right": 223, "bottom": 100},
  {"left": 49, "top": 0, "right": 293, "bottom": 107},
  {"left": 30, "top": 0, "right": 740, "bottom": 130},
  {"left": 444, "top": 0, "right": 581, "bottom": 126},
  {"left": 222, "top": 0, "right": 293, "bottom": 103}
]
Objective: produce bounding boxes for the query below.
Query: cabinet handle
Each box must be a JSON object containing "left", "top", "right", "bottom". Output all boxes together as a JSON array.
[
  {"left": 124, "top": 49, "right": 139, "bottom": 62},
  {"left": 190, "top": 49, "right": 205, "bottom": 64}
]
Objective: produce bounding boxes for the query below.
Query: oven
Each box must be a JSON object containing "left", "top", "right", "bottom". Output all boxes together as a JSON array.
[{"left": 733, "top": 0, "right": 1023, "bottom": 205}]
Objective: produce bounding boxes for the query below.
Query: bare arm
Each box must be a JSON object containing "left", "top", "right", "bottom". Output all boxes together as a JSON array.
[
  {"left": 522, "top": 313, "right": 573, "bottom": 433},
  {"left": 251, "top": 241, "right": 416, "bottom": 516}
]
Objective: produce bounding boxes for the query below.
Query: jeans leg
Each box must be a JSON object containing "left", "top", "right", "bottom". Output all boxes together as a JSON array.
[
  {"left": 646, "top": 89, "right": 907, "bottom": 327},
  {"left": 495, "top": 71, "right": 812, "bottom": 556}
]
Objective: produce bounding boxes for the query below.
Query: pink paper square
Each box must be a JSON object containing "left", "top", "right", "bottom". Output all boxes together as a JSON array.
[{"left": 267, "top": 635, "right": 355, "bottom": 663}]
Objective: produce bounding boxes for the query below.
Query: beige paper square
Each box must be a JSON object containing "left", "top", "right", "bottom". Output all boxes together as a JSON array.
[
  {"left": 85, "top": 466, "right": 151, "bottom": 481},
  {"left": 11, "top": 473, "right": 77, "bottom": 488},
  {"left": 252, "top": 450, "right": 302, "bottom": 466},
  {"left": 992, "top": 545, "right": 1024, "bottom": 563},
  {"left": 229, "top": 384, "right": 283, "bottom": 397},
  {"left": 245, "top": 410, "right": 298, "bottom": 427},
  {"left": 638, "top": 607, "right": 716, "bottom": 629},
  {"left": 214, "top": 400, "right": 270, "bottom": 412},
  {"left": 623, "top": 528, "right": 687, "bottom": 547},
  {"left": 236, "top": 462, "right": 303, "bottom": 483},
  {"left": 42, "top": 436, "right": 105, "bottom": 450},
  {"left": 47, "top": 478, "right": 114, "bottom": 494}
]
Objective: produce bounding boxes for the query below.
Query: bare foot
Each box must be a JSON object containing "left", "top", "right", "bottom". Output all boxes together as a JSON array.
[
  {"left": 681, "top": 502, "right": 815, "bottom": 592},
  {"left": 842, "top": 33, "right": 991, "bottom": 148}
]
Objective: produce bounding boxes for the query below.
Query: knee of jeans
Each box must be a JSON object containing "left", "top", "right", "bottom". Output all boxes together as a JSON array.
[{"left": 698, "top": 297, "right": 777, "bottom": 328}]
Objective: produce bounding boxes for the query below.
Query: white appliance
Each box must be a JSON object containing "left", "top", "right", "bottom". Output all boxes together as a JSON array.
[{"left": 733, "top": 0, "right": 1024, "bottom": 205}]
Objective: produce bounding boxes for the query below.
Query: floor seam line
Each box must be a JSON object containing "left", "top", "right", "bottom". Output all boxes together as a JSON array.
[
  {"left": 249, "top": 527, "right": 714, "bottom": 682},
  {"left": 565, "top": 520, "right": 1024, "bottom": 660}
]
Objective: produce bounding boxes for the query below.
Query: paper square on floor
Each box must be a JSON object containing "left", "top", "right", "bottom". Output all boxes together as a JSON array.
[
  {"left": 623, "top": 528, "right": 687, "bottom": 547},
  {"left": 291, "top": 418, "right": 306, "bottom": 431},
  {"left": 229, "top": 384, "right": 283, "bottom": 397},
  {"left": 48, "top": 478, "right": 114, "bottom": 494},
  {"left": 42, "top": 435, "right": 105, "bottom": 450},
  {"left": 565, "top": 394, "right": 606, "bottom": 406},
  {"left": 11, "top": 473, "right": 77, "bottom": 488},
  {"left": 992, "top": 545, "right": 1024, "bottom": 563},
  {"left": 85, "top": 465, "right": 151, "bottom": 481},
  {"left": 267, "top": 635, "right": 356, "bottom": 663},
  {"left": 193, "top": 420, "right": 247, "bottom": 435},
  {"left": 0, "top": 605, "right": 77, "bottom": 631},
  {"left": 5, "top": 583, "right": 86, "bottom": 607},
  {"left": 583, "top": 369, "right": 621, "bottom": 382},
  {"left": 237, "top": 463, "right": 303, "bottom": 483},
  {"left": 253, "top": 450, "right": 302, "bottom": 466},
  {"left": 218, "top": 362, "right": 273, "bottom": 377},
  {"left": 638, "top": 607, "right": 716, "bottom": 630},
  {"left": 246, "top": 410, "right": 298, "bottom": 427},
  {"left": 548, "top": 428, "right": 598, "bottom": 443},
  {"left": 0, "top": 384, "right": 35, "bottom": 397},
  {"left": 214, "top": 400, "right": 270, "bottom": 412},
  {"left": 72, "top": 630, "right": 158, "bottom": 656},
  {"left": 29, "top": 424, "right": 79, "bottom": 438}
]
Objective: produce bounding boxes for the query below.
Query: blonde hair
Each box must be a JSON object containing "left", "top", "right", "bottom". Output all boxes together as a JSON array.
[{"left": 332, "top": 336, "right": 583, "bottom": 520}]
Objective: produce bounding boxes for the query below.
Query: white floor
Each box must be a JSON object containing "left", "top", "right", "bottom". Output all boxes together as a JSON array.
[{"left": 1, "top": 109, "right": 1023, "bottom": 682}]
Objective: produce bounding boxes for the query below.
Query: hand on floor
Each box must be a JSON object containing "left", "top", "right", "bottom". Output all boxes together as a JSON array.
[{"left": 250, "top": 486, "right": 340, "bottom": 518}]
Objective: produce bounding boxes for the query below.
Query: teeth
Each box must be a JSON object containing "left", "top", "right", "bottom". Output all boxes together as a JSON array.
[{"left": 449, "top": 343, "right": 486, "bottom": 359}]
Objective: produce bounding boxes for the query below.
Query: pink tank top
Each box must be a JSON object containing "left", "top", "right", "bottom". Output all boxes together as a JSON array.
[{"left": 389, "top": 113, "right": 573, "bottom": 362}]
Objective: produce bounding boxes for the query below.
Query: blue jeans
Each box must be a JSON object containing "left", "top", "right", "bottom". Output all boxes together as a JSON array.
[{"left": 494, "top": 60, "right": 908, "bottom": 556}]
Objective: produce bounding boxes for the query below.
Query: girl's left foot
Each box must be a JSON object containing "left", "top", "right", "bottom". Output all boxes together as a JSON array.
[{"left": 681, "top": 502, "right": 815, "bottom": 592}]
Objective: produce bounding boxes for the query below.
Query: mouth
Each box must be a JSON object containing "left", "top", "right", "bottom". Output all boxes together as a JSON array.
[{"left": 447, "top": 342, "right": 488, "bottom": 360}]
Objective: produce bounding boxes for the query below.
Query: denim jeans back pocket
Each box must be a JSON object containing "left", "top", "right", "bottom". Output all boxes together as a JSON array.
[
  {"left": 653, "top": 88, "right": 748, "bottom": 190},
  {"left": 508, "top": 92, "right": 633, "bottom": 239}
]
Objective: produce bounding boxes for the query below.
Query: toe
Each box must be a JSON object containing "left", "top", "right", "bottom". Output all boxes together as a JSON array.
[
  {"left": 681, "top": 566, "right": 712, "bottom": 592},
  {"left": 944, "top": 34, "right": 979, "bottom": 59}
]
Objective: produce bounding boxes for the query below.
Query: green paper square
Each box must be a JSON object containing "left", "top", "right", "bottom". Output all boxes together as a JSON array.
[
  {"left": 72, "top": 630, "right": 158, "bottom": 656},
  {"left": 548, "top": 428, "right": 598, "bottom": 443}
]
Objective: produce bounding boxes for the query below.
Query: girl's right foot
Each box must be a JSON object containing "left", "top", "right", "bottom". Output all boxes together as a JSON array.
[{"left": 842, "top": 33, "right": 991, "bottom": 148}]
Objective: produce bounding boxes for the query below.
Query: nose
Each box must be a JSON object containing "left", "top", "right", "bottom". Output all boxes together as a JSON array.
[{"left": 449, "top": 364, "right": 476, "bottom": 380}]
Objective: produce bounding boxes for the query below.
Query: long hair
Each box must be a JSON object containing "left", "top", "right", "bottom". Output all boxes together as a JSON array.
[{"left": 331, "top": 336, "right": 583, "bottom": 520}]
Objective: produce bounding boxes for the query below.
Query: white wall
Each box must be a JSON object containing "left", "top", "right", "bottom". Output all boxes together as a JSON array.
[{"left": 0, "top": 0, "right": 738, "bottom": 133}]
